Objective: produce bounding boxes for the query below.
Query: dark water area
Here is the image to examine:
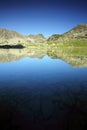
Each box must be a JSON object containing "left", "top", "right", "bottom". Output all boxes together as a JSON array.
[
  {"left": 0, "top": 44, "right": 24, "bottom": 49},
  {"left": 0, "top": 56, "right": 87, "bottom": 130}
]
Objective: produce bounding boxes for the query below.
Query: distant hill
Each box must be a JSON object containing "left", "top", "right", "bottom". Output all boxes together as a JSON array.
[
  {"left": 0, "top": 24, "right": 87, "bottom": 46},
  {"left": 28, "top": 34, "right": 45, "bottom": 39},
  {"left": 0, "top": 29, "right": 25, "bottom": 45},
  {"left": 0, "top": 29, "right": 24, "bottom": 39},
  {"left": 47, "top": 24, "right": 87, "bottom": 42},
  {"left": 0, "top": 28, "right": 46, "bottom": 45},
  {"left": 27, "top": 34, "right": 46, "bottom": 43}
]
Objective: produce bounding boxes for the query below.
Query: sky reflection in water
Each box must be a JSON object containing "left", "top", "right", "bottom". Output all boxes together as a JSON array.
[{"left": 0, "top": 56, "right": 87, "bottom": 129}]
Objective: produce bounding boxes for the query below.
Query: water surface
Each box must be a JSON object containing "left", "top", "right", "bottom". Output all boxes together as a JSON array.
[{"left": 0, "top": 49, "right": 87, "bottom": 130}]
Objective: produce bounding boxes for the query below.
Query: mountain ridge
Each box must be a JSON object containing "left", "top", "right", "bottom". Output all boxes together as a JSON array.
[
  {"left": 0, "top": 24, "right": 87, "bottom": 45},
  {"left": 47, "top": 24, "right": 87, "bottom": 42},
  {"left": 0, "top": 28, "right": 46, "bottom": 45}
]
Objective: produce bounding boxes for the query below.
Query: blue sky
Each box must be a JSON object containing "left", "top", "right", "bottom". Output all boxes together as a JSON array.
[{"left": 0, "top": 0, "right": 87, "bottom": 37}]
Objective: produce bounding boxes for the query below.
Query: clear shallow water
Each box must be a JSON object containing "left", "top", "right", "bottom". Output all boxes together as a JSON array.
[{"left": 0, "top": 56, "right": 87, "bottom": 130}]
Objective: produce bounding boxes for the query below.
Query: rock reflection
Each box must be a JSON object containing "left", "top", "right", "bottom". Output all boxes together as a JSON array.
[
  {"left": 0, "top": 47, "right": 87, "bottom": 67},
  {"left": 0, "top": 48, "right": 46, "bottom": 62}
]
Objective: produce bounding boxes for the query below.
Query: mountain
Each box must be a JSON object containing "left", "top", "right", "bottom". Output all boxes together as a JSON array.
[
  {"left": 0, "top": 24, "right": 87, "bottom": 46},
  {"left": 47, "top": 24, "right": 87, "bottom": 42},
  {"left": 0, "top": 29, "right": 26, "bottom": 45},
  {"left": 0, "top": 29, "right": 24, "bottom": 39},
  {"left": 28, "top": 34, "right": 45, "bottom": 39},
  {"left": 27, "top": 34, "right": 46, "bottom": 43},
  {"left": 0, "top": 28, "right": 46, "bottom": 45}
]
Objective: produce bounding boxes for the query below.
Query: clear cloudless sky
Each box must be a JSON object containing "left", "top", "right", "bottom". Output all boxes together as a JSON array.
[{"left": 0, "top": 0, "right": 87, "bottom": 37}]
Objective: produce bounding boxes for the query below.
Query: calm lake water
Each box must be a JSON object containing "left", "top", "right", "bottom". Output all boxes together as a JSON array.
[{"left": 0, "top": 54, "right": 87, "bottom": 130}]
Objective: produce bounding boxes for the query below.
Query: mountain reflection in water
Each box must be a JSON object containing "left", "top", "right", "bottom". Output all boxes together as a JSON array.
[
  {"left": 0, "top": 48, "right": 87, "bottom": 130},
  {"left": 0, "top": 48, "right": 87, "bottom": 67}
]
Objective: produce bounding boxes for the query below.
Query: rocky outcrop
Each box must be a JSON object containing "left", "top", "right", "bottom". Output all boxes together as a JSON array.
[
  {"left": 47, "top": 24, "right": 87, "bottom": 42},
  {"left": 0, "top": 29, "right": 46, "bottom": 45}
]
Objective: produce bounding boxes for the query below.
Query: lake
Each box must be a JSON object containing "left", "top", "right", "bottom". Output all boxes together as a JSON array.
[{"left": 0, "top": 49, "right": 87, "bottom": 130}]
